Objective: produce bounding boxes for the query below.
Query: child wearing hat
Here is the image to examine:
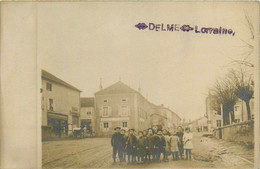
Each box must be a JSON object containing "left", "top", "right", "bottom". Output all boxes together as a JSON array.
[
  {"left": 154, "top": 130, "right": 166, "bottom": 163},
  {"left": 142, "top": 130, "right": 148, "bottom": 162},
  {"left": 126, "top": 129, "right": 137, "bottom": 165},
  {"left": 136, "top": 131, "right": 146, "bottom": 164},
  {"left": 169, "top": 130, "right": 180, "bottom": 161},
  {"left": 120, "top": 129, "right": 127, "bottom": 162},
  {"left": 163, "top": 129, "right": 170, "bottom": 162},
  {"left": 111, "top": 127, "right": 124, "bottom": 165},
  {"left": 146, "top": 128, "right": 154, "bottom": 163},
  {"left": 183, "top": 127, "right": 193, "bottom": 160}
]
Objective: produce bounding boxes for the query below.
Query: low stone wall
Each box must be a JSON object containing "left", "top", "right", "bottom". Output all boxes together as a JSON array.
[{"left": 215, "top": 120, "right": 254, "bottom": 149}]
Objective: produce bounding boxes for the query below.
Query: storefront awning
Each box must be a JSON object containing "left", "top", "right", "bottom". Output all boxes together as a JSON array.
[{"left": 48, "top": 112, "right": 68, "bottom": 120}]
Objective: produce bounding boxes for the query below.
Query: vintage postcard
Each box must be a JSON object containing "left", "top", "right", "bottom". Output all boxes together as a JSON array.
[{"left": 0, "top": 1, "right": 259, "bottom": 169}]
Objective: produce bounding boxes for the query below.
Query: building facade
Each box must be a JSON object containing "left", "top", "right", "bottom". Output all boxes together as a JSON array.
[
  {"left": 41, "top": 70, "right": 81, "bottom": 139},
  {"left": 234, "top": 98, "right": 254, "bottom": 123},
  {"left": 150, "top": 105, "right": 181, "bottom": 131},
  {"left": 94, "top": 81, "right": 154, "bottom": 136},
  {"left": 80, "top": 97, "right": 95, "bottom": 132},
  {"left": 205, "top": 90, "right": 222, "bottom": 131}
]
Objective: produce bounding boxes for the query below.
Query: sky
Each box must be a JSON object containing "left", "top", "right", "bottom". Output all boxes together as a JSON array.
[{"left": 38, "top": 2, "right": 257, "bottom": 121}]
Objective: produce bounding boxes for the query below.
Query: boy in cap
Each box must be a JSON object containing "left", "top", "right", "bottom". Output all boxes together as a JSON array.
[
  {"left": 142, "top": 130, "right": 148, "bottom": 162},
  {"left": 137, "top": 131, "right": 146, "bottom": 164},
  {"left": 120, "top": 129, "right": 127, "bottom": 162},
  {"left": 111, "top": 127, "right": 124, "bottom": 165},
  {"left": 146, "top": 128, "right": 154, "bottom": 163},
  {"left": 153, "top": 129, "right": 160, "bottom": 162},
  {"left": 126, "top": 129, "right": 137, "bottom": 165},
  {"left": 155, "top": 130, "right": 166, "bottom": 162}
]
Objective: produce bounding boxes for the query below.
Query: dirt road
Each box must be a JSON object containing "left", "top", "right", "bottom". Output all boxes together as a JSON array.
[{"left": 42, "top": 133, "right": 254, "bottom": 169}]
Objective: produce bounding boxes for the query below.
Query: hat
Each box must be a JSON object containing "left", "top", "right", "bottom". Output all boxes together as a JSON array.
[
  {"left": 129, "top": 128, "right": 135, "bottom": 132},
  {"left": 138, "top": 131, "right": 143, "bottom": 134},
  {"left": 114, "top": 127, "right": 121, "bottom": 130},
  {"left": 157, "top": 130, "right": 163, "bottom": 135}
]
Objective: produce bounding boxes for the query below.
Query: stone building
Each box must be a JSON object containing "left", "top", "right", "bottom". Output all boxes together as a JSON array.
[
  {"left": 205, "top": 90, "right": 221, "bottom": 131},
  {"left": 94, "top": 81, "right": 153, "bottom": 136},
  {"left": 41, "top": 70, "right": 81, "bottom": 139},
  {"left": 80, "top": 97, "right": 95, "bottom": 132},
  {"left": 150, "top": 104, "right": 181, "bottom": 131},
  {"left": 234, "top": 98, "right": 254, "bottom": 123}
]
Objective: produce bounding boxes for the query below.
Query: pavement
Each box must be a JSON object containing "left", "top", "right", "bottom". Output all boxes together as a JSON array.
[{"left": 42, "top": 132, "right": 254, "bottom": 169}]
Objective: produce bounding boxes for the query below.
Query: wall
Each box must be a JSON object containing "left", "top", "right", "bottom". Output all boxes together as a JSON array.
[
  {"left": 95, "top": 93, "right": 136, "bottom": 136},
  {"left": 41, "top": 78, "right": 80, "bottom": 133},
  {"left": 215, "top": 120, "right": 254, "bottom": 149}
]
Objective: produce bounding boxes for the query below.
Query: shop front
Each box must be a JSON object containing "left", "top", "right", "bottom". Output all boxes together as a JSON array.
[{"left": 47, "top": 112, "right": 68, "bottom": 137}]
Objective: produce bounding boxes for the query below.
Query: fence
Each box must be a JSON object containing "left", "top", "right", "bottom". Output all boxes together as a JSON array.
[{"left": 215, "top": 120, "right": 254, "bottom": 148}]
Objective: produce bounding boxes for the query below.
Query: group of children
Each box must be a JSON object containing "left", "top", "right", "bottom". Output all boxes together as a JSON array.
[{"left": 111, "top": 126, "right": 193, "bottom": 165}]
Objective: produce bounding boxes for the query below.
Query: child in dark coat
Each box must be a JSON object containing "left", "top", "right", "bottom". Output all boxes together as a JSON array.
[
  {"left": 137, "top": 131, "right": 146, "bottom": 164},
  {"left": 146, "top": 128, "right": 154, "bottom": 163},
  {"left": 155, "top": 130, "right": 166, "bottom": 162},
  {"left": 126, "top": 129, "right": 137, "bottom": 165},
  {"left": 111, "top": 127, "right": 124, "bottom": 165},
  {"left": 120, "top": 129, "right": 127, "bottom": 162}
]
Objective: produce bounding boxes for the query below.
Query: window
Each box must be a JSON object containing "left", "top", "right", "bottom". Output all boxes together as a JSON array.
[
  {"left": 121, "top": 98, "right": 127, "bottom": 102},
  {"left": 48, "top": 98, "right": 54, "bottom": 111},
  {"left": 104, "top": 122, "right": 109, "bottom": 128},
  {"left": 122, "top": 122, "right": 127, "bottom": 128},
  {"left": 46, "top": 83, "right": 52, "bottom": 91},
  {"left": 103, "top": 107, "right": 109, "bottom": 117},
  {"left": 216, "top": 120, "right": 221, "bottom": 127},
  {"left": 121, "top": 106, "right": 128, "bottom": 116},
  {"left": 86, "top": 112, "right": 92, "bottom": 115},
  {"left": 234, "top": 106, "right": 239, "bottom": 111},
  {"left": 104, "top": 99, "right": 108, "bottom": 103}
]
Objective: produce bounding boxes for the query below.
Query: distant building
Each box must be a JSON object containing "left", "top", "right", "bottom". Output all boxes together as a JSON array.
[
  {"left": 41, "top": 70, "right": 81, "bottom": 139},
  {"left": 94, "top": 81, "right": 153, "bottom": 136},
  {"left": 80, "top": 97, "right": 95, "bottom": 132},
  {"left": 234, "top": 98, "right": 254, "bottom": 123},
  {"left": 205, "top": 90, "right": 221, "bottom": 131},
  {"left": 150, "top": 104, "right": 181, "bottom": 131}
]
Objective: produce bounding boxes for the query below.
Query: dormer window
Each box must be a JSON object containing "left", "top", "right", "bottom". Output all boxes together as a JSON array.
[
  {"left": 104, "top": 99, "right": 108, "bottom": 103},
  {"left": 121, "top": 98, "right": 127, "bottom": 102}
]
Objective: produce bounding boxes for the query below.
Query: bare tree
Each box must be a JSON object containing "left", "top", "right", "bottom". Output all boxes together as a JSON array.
[
  {"left": 228, "top": 69, "right": 254, "bottom": 120},
  {"left": 211, "top": 77, "right": 237, "bottom": 125}
]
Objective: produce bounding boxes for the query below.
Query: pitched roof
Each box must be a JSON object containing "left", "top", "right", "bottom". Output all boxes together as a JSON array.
[
  {"left": 95, "top": 81, "right": 138, "bottom": 95},
  {"left": 42, "top": 69, "right": 81, "bottom": 92},
  {"left": 81, "top": 97, "right": 94, "bottom": 107}
]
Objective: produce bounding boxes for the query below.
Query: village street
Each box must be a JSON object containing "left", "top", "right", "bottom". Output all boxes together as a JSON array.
[{"left": 42, "top": 132, "right": 254, "bottom": 169}]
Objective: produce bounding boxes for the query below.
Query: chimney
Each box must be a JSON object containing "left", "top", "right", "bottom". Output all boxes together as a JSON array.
[{"left": 99, "top": 78, "right": 103, "bottom": 90}]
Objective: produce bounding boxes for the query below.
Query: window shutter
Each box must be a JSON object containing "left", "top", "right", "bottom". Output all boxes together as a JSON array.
[
  {"left": 109, "top": 122, "right": 112, "bottom": 130},
  {"left": 100, "top": 107, "right": 103, "bottom": 117},
  {"left": 108, "top": 107, "right": 112, "bottom": 116},
  {"left": 53, "top": 100, "right": 56, "bottom": 111},
  {"left": 47, "top": 98, "right": 50, "bottom": 111},
  {"left": 100, "top": 122, "right": 103, "bottom": 131},
  {"left": 128, "top": 106, "right": 130, "bottom": 116}
]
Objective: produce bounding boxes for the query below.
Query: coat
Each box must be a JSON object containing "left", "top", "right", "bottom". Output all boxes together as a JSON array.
[
  {"left": 169, "top": 135, "right": 179, "bottom": 152},
  {"left": 164, "top": 135, "right": 171, "bottom": 154},
  {"left": 111, "top": 132, "right": 124, "bottom": 149},
  {"left": 154, "top": 135, "right": 166, "bottom": 149},
  {"left": 146, "top": 135, "right": 154, "bottom": 155},
  {"left": 183, "top": 133, "right": 193, "bottom": 149},
  {"left": 126, "top": 134, "right": 137, "bottom": 155},
  {"left": 176, "top": 131, "right": 184, "bottom": 147},
  {"left": 137, "top": 136, "right": 146, "bottom": 156}
]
